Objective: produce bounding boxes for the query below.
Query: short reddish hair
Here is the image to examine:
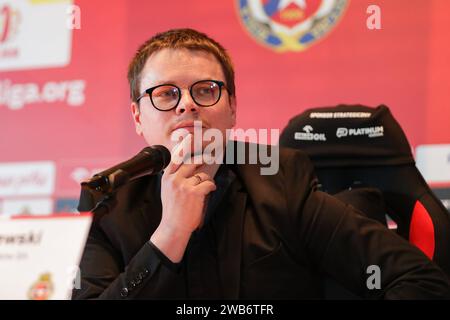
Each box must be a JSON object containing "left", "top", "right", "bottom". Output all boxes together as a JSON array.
[{"left": 127, "top": 28, "right": 235, "bottom": 102}]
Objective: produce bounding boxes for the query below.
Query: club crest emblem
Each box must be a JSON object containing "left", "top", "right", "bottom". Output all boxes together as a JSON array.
[
  {"left": 237, "top": 0, "right": 349, "bottom": 52},
  {"left": 28, "top": 273, "right": 54, "bottom": 300}
]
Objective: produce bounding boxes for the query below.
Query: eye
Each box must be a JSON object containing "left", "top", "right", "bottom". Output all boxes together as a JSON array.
[
  {"left": 153, "top": 86, "right": 178, "bottom": 99},
  {"left": 193, "top": 82, "right": 217, "bottom": 97}
]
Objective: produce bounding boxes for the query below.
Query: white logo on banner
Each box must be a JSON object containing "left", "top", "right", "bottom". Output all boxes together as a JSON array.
[
  {"left": 336, "top": 127, "right": 348, "bottom": 138},
  {"left": 295, "top": 125, "right": 327, "bottom": 141},
  {"left": 0, "top": 78, "right": 86, "bottom": 110},
  {"left": 336, "top": 126, "right": 384, "bottom": 138},
  {"left": 0, "top": 162, "right": 55, "bottom": 197},
  {"left": 416, "top": 144, "right": 450, "bottom": 184},
  {"left": 0, "top": 0, "right": 73, "bottom": 71}
]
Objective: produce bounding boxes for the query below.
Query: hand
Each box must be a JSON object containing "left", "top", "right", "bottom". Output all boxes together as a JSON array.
[
  {"left": 160, "top": 136, "right": 217, "bottom": 233},
  {"left": 150, "top": 134, "right": 217, "bottom": 262}
]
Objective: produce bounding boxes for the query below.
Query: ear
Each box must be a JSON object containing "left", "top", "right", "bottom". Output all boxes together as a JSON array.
[
  {"left": 131, "top": 102, "right": 143, "bottom": 136},
  {"left": 229, "top": 96, "right": 237, "bottom": 127}
]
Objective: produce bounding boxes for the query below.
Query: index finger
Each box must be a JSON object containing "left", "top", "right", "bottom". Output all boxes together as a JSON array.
[{"left": 165, "top": 133, "right": 194, "bottom": 175}]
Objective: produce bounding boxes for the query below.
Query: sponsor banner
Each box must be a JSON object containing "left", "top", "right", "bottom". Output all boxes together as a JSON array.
[
  {"left": 1, "top": 198, "right": 53, "bottom": 216},
  {"left": 54, "top": 198, "right": 78, "bottom": 213},
  {"left": 415, "top": 144, "right": 450, "bottom": 184},
  {"left": 0, "top": 0, "right": 449, "bottom": 191},
  {"left": 0, "top": 161, "right": 55, "bottom": 197},
  {"left": 416, "top": 144, "right": 450, "bottom": 212},
  {"left": 55, "top": 158, "right": 123, "bottom": 198},
  {"left": 0, "top": 0, "right": 73, "bottom": 71},
  {"left": 430, "top": 187, "right": 450, "bottom": 213}
]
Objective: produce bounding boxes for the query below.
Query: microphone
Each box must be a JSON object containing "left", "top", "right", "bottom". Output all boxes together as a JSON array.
[{"left": 81, "top": 145, "right": 171, "bottom": 194}]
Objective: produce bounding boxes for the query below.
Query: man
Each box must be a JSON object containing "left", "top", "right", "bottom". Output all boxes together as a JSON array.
[{"left": 73, "top": 29, "right": 449, "bottom": 299}]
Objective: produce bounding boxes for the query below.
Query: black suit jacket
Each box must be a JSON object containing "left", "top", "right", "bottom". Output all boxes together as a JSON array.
[{"left": 72, "top": 146, "right": 449, "bottom": 299}]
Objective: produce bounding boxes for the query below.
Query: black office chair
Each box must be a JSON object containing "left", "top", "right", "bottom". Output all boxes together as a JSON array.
[{"left": 280, "top": 104, "right": 450, "bottom": 277}]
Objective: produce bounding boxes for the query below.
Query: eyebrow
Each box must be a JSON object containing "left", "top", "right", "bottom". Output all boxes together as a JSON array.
[{"left": 142, "top": 80, "right": 175, "bottom": 89}]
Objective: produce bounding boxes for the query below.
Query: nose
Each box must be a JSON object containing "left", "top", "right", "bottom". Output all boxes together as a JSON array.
[{"left": 175, "top": 89, "right": 200, "bottom": 115}]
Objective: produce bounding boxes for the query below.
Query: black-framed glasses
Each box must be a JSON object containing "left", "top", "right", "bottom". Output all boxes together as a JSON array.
[{"left": 136, "top": 79, "right": 226, "bottom": 111}]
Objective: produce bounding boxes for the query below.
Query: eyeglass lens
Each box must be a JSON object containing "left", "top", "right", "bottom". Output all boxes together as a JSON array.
[{"left": 151, "top": 80, "right": 221, "bottom": 110}]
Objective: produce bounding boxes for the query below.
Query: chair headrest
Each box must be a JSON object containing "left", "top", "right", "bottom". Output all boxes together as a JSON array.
[{"left": 279, "top": 104, "right": 415, "bottom": 168}]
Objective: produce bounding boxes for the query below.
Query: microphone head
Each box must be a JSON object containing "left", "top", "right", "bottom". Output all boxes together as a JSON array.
[
  {"left": 81, "top": 145, "right": 172, "bottom": 195},
  {"left": 144, "top": 145, "right": 171, "bottom": 169}
]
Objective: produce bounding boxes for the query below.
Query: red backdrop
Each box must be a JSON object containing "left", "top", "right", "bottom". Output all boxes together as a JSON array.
[{"left": 0, "top": 0, "right": 449, "bottom": 214}]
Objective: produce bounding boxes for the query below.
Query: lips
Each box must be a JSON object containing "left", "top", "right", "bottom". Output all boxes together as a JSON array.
[{"left": 172, "top": 120, "right": 207, "bottom": 132}]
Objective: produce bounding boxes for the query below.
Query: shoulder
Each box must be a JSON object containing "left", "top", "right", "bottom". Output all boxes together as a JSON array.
[
  {"left": 228, "top": 142, "right": 318, "bottom": 214},
  {"left": 229, "top": 141, "right": 317, "bottom": 188}
]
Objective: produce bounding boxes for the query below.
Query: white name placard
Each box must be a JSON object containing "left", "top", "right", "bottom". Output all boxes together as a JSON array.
[{"left": 0, "top": 213, "right": 92, "bottom": 300}]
